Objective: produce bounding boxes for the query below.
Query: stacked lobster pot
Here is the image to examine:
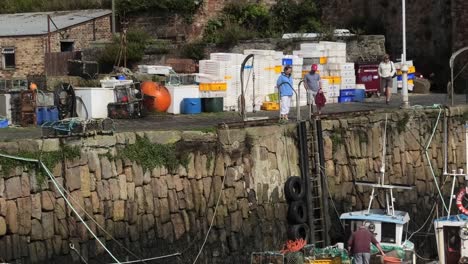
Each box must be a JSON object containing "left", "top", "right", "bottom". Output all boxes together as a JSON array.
[{"left": 284, "top": 176, "right": 309, "bottom": 242}]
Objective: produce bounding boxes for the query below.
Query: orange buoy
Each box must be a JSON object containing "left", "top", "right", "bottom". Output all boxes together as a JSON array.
[
  {"left": 140, "top": 81, "right": 171, "bottom": 112},
  {"left": 29, "top": 82, "right": 38, "bottom": 91}
]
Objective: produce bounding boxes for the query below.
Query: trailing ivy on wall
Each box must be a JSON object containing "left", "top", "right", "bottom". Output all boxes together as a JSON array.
[{"left": 116, "top": 136, "right": 189, "bottom": 173}]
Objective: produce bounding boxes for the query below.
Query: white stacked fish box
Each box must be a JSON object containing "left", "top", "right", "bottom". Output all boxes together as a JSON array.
[
  {"left": 329, "top": 63, "right": 356, "bottom": 90},
  {"left": 242, "top": 50, "right": 282, "bottom": 112},
  {"left": 198, "top": 60, "right": 229, "bottom": 105},
  {"left": 207, "top": 53, "right": 246, "bottom": 111}
]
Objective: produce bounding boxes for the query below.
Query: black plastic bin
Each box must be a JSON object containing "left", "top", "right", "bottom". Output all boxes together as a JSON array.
[{"left": 202, "top": 97, "right": 223, "bottom": 112}]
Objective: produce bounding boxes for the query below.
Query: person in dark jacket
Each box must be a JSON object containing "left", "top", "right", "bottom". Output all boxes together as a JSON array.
[{"left": 347, "top": 222, "right": 385, "bottom": 264}]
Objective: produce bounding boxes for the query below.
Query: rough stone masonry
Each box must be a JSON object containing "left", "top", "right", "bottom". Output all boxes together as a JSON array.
[{"left": 0, "top": 106, "right": 467, "bottom": 263}]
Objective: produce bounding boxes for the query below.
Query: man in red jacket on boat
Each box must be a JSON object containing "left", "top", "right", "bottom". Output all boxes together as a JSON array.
[{"left": 347, "top": 221, "right": 385, "bottom": 264}]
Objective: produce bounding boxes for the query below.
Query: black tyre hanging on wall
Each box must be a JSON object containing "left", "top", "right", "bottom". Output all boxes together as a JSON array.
[
  {"left": 284, "top": 176, "right": 305, "bottom": 201},
  {"left": 287, "top": 200, "right": 307, "bottom": 224},
  {"left": 287, "top": 223, "right": 310, "bottom": 241}
]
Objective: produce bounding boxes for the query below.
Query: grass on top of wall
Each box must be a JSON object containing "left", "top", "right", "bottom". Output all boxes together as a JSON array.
[
  {"left": 0, "top": 145, "right": 80, "bottom": 184},
  {"left": 117, "top": 135, "right": 189, "bottom": 173}
]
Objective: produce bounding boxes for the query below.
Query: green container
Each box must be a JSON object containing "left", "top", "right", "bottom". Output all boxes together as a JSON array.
[{"left": 202, "top": 97, "right": 224, "bottom": 112}]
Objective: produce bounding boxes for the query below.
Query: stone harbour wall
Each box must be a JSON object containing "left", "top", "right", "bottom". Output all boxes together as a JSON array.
[
  {"left": 0, "top": 125, "right": 299, "bottom": 263},
  {"left": 321, "top": 107, "right": 468, "bottom": 247},
  {"left": 0, "top": 106, "right": 468, "bottom": 263}
]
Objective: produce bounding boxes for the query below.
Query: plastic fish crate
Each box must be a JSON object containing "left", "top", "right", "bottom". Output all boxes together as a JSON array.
[
  {"left": 267, "top": 93, "right": 279, "bottom": 102},
  {"left": 338, "top": 96, "right": 353, "bottom": 103},
  {"left": 340, "top": 89, "right": 356, "bottom": 97},
  {"left": 332, "top": 76, "right": 341, "bottom": 84},
  {"left": 251, "top": 252, "right": 284, "bottom": 264},
  {"left": 305, "top": 257, "right": 342, "bottom": 264},
  {"left": 261, "top": 101, "right": 279, "bottom": 111},
  {"left": 199, "top": 82, "right": 227, "bottom": 91}
]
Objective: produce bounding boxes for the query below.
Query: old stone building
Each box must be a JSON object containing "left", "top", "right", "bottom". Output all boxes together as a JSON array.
[{"left": 0, "top": 9, "right": 113, "bottom": 80}]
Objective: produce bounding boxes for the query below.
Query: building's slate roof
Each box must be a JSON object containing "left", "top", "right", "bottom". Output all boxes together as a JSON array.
[{"left": 0, "top": 9, "right": 111, "bottom": 37}]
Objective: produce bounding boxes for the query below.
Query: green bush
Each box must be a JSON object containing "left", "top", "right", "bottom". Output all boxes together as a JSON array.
[
  {"left": 271, "top": 0, "right": 321, "bottom": 34},
  {"left": 181, "top": 41, "right": 207, "bottom": 61},
  {"left": 0, "top": 0, "right": 108, "bottom": 13},
  {"left": 116, "top": 0, "right": 202, "bottom": 18},
  {"left": 202, "top": 0, "right": 322, "bottom": 46},
  {"left": 98, "top": 29, "right": 151, "bottom": 71},
  {"left": 145, "top": 40, "right": 171, "bottom": 55}
]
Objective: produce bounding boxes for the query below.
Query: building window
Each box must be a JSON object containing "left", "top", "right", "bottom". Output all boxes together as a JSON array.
[
  {"left": 60, "top": 41, "right": 74, "bottom": 52},
  {"left": 2, "top": 47, "right": 15, "bottom": 69}
]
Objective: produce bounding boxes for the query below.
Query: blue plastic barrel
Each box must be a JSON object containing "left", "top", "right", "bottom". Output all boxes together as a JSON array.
[
  {"left": 353, "top": 89, "right": 366, "bottom": 102},
  {"left": 36, "top": 107, "right": 47, "bottom": 125},
  {"left": 48, "top": 107, "right": 59, "bottom": 122},
  {"left": 182, "top": 98, "right": 202, "bottom": 114}
]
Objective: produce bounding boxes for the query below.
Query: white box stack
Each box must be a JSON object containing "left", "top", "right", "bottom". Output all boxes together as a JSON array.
[
  {"left": 242, "top": 49, "right": 282, "bottom": 112},
  {"left": 206, "top": 53, "right": 246, "bottom": 111},
  {"left": 293, "top": 41, "right": 361, "bottom": 104}
]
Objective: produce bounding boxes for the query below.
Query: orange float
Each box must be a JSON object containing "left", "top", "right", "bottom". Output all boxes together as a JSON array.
[
  {"left": 29, "top": 82, "right": 38, "bottom": 91},
  {"left": 140, "top": 81, "right": 171, "bottom": 112}
]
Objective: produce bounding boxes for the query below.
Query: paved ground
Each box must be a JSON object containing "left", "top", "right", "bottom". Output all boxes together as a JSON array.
[{"left": 0, "top": 93, "right": 465, "bottom": 140}]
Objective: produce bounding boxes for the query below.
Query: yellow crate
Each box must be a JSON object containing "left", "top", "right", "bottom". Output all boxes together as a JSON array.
[
  {"left": 332, "top": 76, "right": 341, "bottom": 84},
  {"left": 312, "top": 256, "right": 342, "bottom": 264},
  {"left": 199, "top": 82, "right": 227, "bottom": 91},
  {"left": 211, "top": 83, "right": 227, "bottom": 91},
  {"left": 321, "top": 76, "right": 333, "bottom": 84},
  {"left": 261, "top": 101, "right": 279, "bottom": 111},
  {"left": 408, "top": 79, "right": 414, "bottom": 85},
  {"left": 397, "top": 66, "right": 416, "bottom": 75},
  {"left": 199, "top": 83, "right": 211, "bottom": 91},
  {"left": 275, "top": 65, "right": 283, "bottom": 74},
  {"left": 224, "top": 75, "right": 232, "bottom": 80},
  {"left": 320, "top": 57, "right": 328, "bottom": 64}
]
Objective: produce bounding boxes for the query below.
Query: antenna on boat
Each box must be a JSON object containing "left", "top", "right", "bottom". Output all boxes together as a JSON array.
[
  {"left": 380, "top": 114, "right": 388, "bottom": 185},
  {"left": 356, "top": 113, "right": 414, "bottom": 216}
]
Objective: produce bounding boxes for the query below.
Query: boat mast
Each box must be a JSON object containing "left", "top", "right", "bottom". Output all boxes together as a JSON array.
[{"left": 358, "top": 114, "right": 413, "bottom": 216}]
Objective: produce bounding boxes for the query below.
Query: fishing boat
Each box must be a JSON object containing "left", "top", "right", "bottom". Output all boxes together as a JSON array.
[
  {"left": 340, "top": 115, "right": 416, "bottom": 263},
  {"left": 433, "top": 122, "right": 468, "bottom": 264}
]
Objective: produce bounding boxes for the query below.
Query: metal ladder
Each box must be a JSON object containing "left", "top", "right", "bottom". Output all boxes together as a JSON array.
[{"left": 306, "top": 118, "right": 330, "bottom": 247}]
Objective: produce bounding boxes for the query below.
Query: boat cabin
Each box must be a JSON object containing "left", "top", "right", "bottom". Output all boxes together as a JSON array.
[
  {"left": 434, "top": 215, "right": 468, "bottom": 264},
  {"left": 340, "top": 209, "right": 410, "bottom": 247}
]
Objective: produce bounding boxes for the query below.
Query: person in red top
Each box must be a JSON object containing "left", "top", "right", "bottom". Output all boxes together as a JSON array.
[{"left": 347, "top": 222, "right": 385, "bottom": 264}]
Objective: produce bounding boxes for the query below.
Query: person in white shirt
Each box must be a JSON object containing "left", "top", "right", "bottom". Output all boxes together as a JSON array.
[{"left": 378, "top": 54, "right": 396, "bottom": 104}]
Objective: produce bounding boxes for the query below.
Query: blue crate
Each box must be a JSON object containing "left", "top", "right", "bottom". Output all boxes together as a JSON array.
[
  {"left": 353, "top": 89, "right": 366, "bottom": 102},
  {"left": 282, "top": 58, "right": 293, "bottom": 66},
  {"left": 0, "top": 118, "right": 8, "bottom": 128},
  {"left": 338, "top": 96, "right": 353, "bottom": 103},
  {"left": 340, "top": 89, "right": 356, "bottom": 97},
  {"left": 397, "top": 73, "right": 415, "bottom": 81}
]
